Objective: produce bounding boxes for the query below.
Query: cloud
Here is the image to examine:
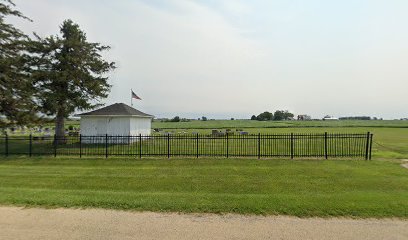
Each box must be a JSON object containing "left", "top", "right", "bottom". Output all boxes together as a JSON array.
[
  {"left": 88, "top": 0, "right": 267, "bottom": 116},
  {"left": 9, "top": 0, "right": 408, "bottom": 119}
]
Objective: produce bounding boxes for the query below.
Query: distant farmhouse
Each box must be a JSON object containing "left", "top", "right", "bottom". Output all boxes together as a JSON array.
[
  {"left": 297, "top": 115, "right": 311, "bottom": 121},
  {"left": 78, "top": 103, "right": 153, "bottom": 141},
  {"left": 322, "top": 115, "right": 339, "bottom": 121}
]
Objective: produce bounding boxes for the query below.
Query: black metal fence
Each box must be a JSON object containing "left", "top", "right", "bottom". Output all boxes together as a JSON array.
[{"left": 0, "top": 133, "right": 373, "bottom": 159}]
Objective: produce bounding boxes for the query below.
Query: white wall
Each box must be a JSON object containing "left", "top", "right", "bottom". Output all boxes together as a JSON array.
[
  {"left": 80, "top": 116, "right": 152, "bottom": 136},
  {"left": 80, "top": 117, "right": 98, "bottom": 136},
  {"left": 130, "top": 117, "right": 152, "bottom": 135},
  {"left": 80, "top": 117, "right": 131, "bottom": 136},
  {"left": 106, "top": 117, "right": 131, "bottom": 136}
]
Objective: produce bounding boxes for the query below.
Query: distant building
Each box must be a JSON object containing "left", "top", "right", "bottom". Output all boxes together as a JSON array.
[
  {"left": 322, "top": 115, "right": 339, "bottom": 121},
  {"left": 297, "top": 115, "right": 311, "bottom": 121}
]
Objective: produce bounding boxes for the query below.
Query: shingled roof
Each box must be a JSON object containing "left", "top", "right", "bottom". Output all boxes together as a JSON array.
[{"left": 78, "top": 103, "right": 153, "bottom": 118}]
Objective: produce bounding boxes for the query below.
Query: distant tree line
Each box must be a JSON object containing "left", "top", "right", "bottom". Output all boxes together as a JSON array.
[
  {"left": 0, "top": 1, "right": 115, "bottom": 141},
  {"left": 339, "top": 116, "right": 373, "bottom": 120},
  {"left": 158, "top": 116, "right": 213, "bottom": 122},
  {"left": 161, "top": 116, "right": 191, "bottom": 122},
  {"left": 251, "top": 110, "right": 294, "bottom": 121}
]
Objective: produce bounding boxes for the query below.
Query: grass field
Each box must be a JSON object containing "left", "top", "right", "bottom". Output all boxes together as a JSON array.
[
  {"left": 3, "top": 125, "right": 407, "bottom": 160},
  {"left": 0, "top": 157, "right": 407, "bottom": 218},
  {"left": 152, "top": 119, "right": 408, "bottom": 129},
  {"left": 1, "top": 132, "right": 371, "bottom": 159},
  {"left": 154, "top": 120, "right": 408, "bottom": 160},
  {"left": 11, "top": 119, "right": 408, "bottom": 133},
  {"left": 202, "top": 127, "right": 408, "bottom": 159},
  {"left": 150, "top": 120, "right": 408, "bottom": 159},
  {"left": 1, "top": 120, "right": 407, "bottom": 218}
]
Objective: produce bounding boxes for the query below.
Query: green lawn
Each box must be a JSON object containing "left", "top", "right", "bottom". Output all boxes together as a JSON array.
[
  {"left": 1, "top": 132, "right": 370, "bottom": 159},
  {"left": 148, "top": 123, "right": 408, "bottom": 160},
  {"left": 156, "top": 120, "right": 408, "bottom": 160},
  {"left": 0, "top": 157, "right": 407, "bottom": 218},
  {"left": 165, "top": 127, "right": 408, "bottom": 159},
  {"left": 152, "top": 119, "right": 408, "bottom": 129},
  {"left": 5, "top": 120, "right": 408, "bottom": 160},
  {"left": 2, "top": 126, "right": 406, "bottom": 159},
  {"left": 151, "top": 120, "right": 408, "bottom": 159}
]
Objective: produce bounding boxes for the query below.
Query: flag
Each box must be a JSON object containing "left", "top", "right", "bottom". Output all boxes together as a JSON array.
[{"left": 131, "top": 90, "right": 142, "bottom": 100}]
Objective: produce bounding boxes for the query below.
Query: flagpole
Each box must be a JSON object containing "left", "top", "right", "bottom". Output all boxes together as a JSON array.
[{"left": 131, "top": 88, "right": 133, "bottom": 107}]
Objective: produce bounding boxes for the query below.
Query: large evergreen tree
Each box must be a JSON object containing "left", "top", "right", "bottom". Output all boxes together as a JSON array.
[
  {"left": 0, "top": 0, "right": 37, "bottom": 128},
  {"left": 32, "top": 19, "right": 115, "bottom": 140}
]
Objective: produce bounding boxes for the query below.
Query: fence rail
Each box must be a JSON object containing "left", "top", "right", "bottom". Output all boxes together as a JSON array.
[{"left": 0, "top": 133, "right": 374, "bottom": 160}]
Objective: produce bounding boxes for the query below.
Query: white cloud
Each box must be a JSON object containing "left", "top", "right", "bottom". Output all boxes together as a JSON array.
[
  {"left": 219, "top": 0, "right": 252, "bottom": 16},
  {"left": 9, "top": 0, "right": 408, "bottom": 119}
]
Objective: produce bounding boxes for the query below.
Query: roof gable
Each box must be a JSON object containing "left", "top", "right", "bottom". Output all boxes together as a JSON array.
[{"left": 78, "top": 103, "right": 153, "bottom": 117}]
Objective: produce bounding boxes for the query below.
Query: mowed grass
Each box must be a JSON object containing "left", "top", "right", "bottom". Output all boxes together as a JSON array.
[
  {"left": 152, "top": 119, "right": 408, "bottom": 129},
  {"left": 5, "top": 120, "right": 408, "bottom": 159},
  {"left": 0, "top": 157, "right": 407, "bottom": 218},
  {"left": 152, "top": 120, "right": 408, "bottom": 159},
  {"left": 152, "top": 127, "right": 408, "bottom": 159}
]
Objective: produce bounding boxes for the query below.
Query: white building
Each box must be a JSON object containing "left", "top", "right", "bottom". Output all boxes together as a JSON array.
[
  {"left": 78, "top": 103, "right": 153, "bottom": 143},
  {"left": 297, "top": 115, "right": 312, "bottom": 121},
  {"left": 322, "top": 115, "right": 339, "bottom": 121}
]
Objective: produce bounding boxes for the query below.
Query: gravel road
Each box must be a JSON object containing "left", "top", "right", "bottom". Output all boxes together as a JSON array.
[{"left": 0, "top": 206, "right": 407, "bottom": 240}]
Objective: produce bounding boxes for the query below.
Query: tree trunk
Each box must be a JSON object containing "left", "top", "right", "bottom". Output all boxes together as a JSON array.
[{"left": 55, "top": 109, "right": 66, "bottom": 144}]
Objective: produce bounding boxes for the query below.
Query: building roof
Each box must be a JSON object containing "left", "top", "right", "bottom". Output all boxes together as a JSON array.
[{"left": 78, "top": 103, "right": 153, "bottom": 118}]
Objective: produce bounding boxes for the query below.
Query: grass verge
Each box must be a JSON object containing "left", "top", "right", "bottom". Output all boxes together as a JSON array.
[{"left": 0, "top": 157, "right": 407, "bottom": 218}]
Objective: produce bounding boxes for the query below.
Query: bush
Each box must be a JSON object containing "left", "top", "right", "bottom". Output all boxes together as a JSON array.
[
  {"left": 257, "top": 111, "right": 273, "bottom": 121},
  {"left": 170, "top": 116, "right": 180, "bottom": 122},
  {"left": 273, "top": 110, "right": 294, "bottom": 121}
]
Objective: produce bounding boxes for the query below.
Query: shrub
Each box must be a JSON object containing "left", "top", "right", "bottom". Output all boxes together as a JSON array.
[{"left": 171, "top": 116, "right": 180, "bottom": 122}]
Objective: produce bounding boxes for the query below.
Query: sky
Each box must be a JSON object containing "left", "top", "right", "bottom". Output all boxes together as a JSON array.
[{"left": 8, "top": 0, "right": 408, "bottom": 119}]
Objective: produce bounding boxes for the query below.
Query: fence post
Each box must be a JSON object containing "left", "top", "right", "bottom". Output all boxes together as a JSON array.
[
  {"left": 225, "top": 132, "right": 229, "bottom": 158},
  {"left": 79, "top": 134, "right": 82, "bottom": 158},
  {"left": 196, "top": 133, "right": 199, "bottom": 158},
  {"left": 365, "top": 132, "right": 370, "bottom": 160},
  {"left": 139, "top": 134, "right": 142, "bottom": 159},
  {"left": 324, "top": 132, "right": 328, "bottom": 159},
  {"left": 290, "top": 133, "right": 294, "bottom": 159},
  {"left": 167, "top": 134, "right": 170, "bottom": 159},
  {"left": 369, "top": 133, "right": 373, "bottom": 160},
  {"left": 53, "top": 134, "right": 57, "bottom": 157},
  {"left": 258, "top": 133, "right": 261, "bottom": 159},
  {"left": 5, "top": 134, "right": 8, "bottom": 157},
  {"left": 29, "top": 134, "right": 32, "bottom": 157},
  {"left": 105, "top": 134, "right": 108, "bottom": 158}
]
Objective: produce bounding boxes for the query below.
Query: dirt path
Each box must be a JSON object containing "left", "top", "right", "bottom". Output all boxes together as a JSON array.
[{"left": 0, "top": 206, "right": 407, "bottom": 240}]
